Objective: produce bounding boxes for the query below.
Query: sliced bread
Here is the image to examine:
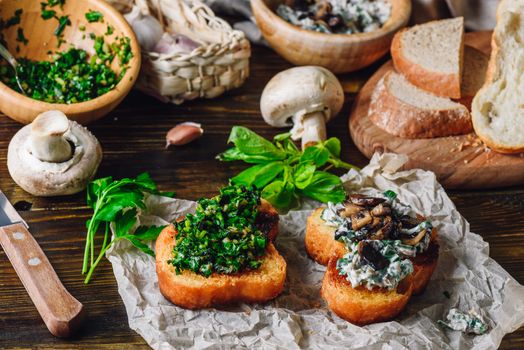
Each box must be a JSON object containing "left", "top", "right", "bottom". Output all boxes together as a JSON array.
[
  {"left": 369, "top": 70, "right": 472, "bottom": 138},
  {"left": 391, "top": 17, "right": 465, "bottom": 99},
  {"left": 156, "top": 225, "right": 287, "bottom": 309},
  {"left": 472, "top": 0, "right": 524, "bottom": 154},
  {"left": 304, "top": 208, "right": 345, "bottom": 265},
  {"left": 321, "top": 251, "right": 413, "bottom": 325}
]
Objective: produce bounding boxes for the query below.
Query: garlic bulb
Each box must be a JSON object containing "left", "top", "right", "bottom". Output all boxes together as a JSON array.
[{"left": 124, "top": 6, "right": 164, "bottom": 52}]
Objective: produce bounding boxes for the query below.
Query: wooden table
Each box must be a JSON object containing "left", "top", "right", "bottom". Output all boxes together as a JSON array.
[{"left": 0, "top": 46, "right": 523, "bottom": 349}]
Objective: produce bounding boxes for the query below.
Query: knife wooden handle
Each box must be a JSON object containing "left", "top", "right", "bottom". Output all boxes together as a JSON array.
[{"left": 0, "top": 223, "right": 85, "bottom": 337}]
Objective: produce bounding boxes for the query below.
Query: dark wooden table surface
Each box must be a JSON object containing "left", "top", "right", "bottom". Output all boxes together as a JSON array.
[{"left": 0, "top": 45, "right": 523, "bottom": 349}]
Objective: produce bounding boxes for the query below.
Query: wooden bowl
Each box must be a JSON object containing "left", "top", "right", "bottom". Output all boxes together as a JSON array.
[
  {"left": 0, "top": 0, "right": 141, "bottom": 124},
  {"left": 251, "top": 0, "right": 411, "bottom": 73}
]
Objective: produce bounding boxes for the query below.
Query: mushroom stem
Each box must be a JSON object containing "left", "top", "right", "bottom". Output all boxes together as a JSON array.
[
  {"left": 301, "top": 111, "right": 327, "bottom": 149},
  {"left": 30, "top": 111, "right": 73, "bottom": 163}
]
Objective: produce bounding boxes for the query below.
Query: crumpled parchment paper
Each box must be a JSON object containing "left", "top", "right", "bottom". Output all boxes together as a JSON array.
[{"left": 107, "top": 153, "right": 524, "bottom": 350}]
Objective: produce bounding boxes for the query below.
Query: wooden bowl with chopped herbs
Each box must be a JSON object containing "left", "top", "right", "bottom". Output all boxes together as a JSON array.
[
  {"left": 0, "top": 0, "right": 141, "bottom": 124},
  {"left": 251, "top": 0, "right": 411, "bottom": 73}
]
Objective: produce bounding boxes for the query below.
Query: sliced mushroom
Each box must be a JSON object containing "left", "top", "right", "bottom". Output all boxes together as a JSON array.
[
  {"left": 358, "top": 241, "right": 389, "bottom": 271},
  {"left": 371, "top": 203, "right": 391, "bottom": 216},
  {"left": 7, "top": 110, "right": 102, "bottom": 197},
  {"left": 314, "top": 1, "right": 332, "bottom": 21},
  {"left": 400, "top": 215, "right": 420, "bottom": 229},
  {"left": 402, "top": 229, "right": 427, "bottom": 246},
  {"left": 351, "top": 210, "right": 372, "bottom": 230},
  {"left": 338, "top": 202, "right": 362, "bottom": 218},
  {"left": 349, "top": 194, "right": 386, "bottom": 207}
]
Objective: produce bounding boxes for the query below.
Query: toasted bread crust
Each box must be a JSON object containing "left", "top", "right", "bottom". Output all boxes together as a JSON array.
[
  {"left": 369, "top": 71, "right": 472, "bottom": 139},
  {"left": 411, "top": 238, "right": 439, "bottom": 295},
  {"left": 321, "top": 252, "right": 413, "bottom": 325},
  {"left": 391, "top": 27, "right": 463, "bottom": 99},
  {"left": 305, "top": 208, "right": 345, "bottom": 265},
  {"left": 156, "top": 225, "right": 286, "bottom": 309}
]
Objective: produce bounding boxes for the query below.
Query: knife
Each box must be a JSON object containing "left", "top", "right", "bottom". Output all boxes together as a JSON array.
[{"left": 0, "top": 191, "right": 85, "bottom": 337}]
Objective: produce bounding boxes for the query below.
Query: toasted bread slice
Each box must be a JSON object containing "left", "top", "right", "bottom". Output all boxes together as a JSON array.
[
  {"left": 411, "top": 240, "right": 439, "bottom": 295},
  {"left": 391, "top": 17, "right": 465, "bottom": 99},
  {"left": 321, "top": 251, "right": 413, "bottom": 325},
  {"left": 156, "top": 224, "right": 287, "bottom": 309},
  {"left": 369, "top": 70, "right": 472, "bottom": 138},
  {"left": 305, "top": 208, "right": 345, "bottom": 265},
  {"left": 472, "top": 0, "right": 524, "bottom": 154}
]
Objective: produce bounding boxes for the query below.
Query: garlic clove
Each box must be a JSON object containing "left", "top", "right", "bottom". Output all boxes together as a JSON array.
[
  {"left": 166, "top": 122, "right": 204, "bottom": 148},
  {"left": 124, "top": 6, "right": 164, "bottom": 52}
]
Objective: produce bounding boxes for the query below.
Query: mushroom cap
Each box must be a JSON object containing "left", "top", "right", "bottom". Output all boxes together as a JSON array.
[
  {"left": 31, "top": 110, "right": 70, "bottom": 137},
  {"left": 260, "top": 66, "right": 344, "bottom": 131},
  {"left": 7, "top": 118, "right": 102, "bottom": 197}
]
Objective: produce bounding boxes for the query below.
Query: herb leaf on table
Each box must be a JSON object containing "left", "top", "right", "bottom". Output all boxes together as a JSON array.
[
  {"left": 82, "top": 172, "right": 173, "bottom": 284},
  {"left": 218, "top": 126, "right": 359, "bottom": 211}
]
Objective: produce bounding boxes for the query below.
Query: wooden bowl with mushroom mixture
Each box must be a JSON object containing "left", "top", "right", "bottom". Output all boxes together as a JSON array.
[
  {"left": 251, "top": 0, "right": 411, "bottom": 73},
  {"left": 0, "top": 0, "right": 141, "bottom": 124}
]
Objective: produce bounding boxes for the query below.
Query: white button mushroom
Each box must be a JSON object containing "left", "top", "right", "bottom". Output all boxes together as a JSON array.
[
  {"left": 7, "top": 110, "right": 103, "bottom": 197},
  {"left": 260, "top": 66, "right": 344, "bottom": 149}
]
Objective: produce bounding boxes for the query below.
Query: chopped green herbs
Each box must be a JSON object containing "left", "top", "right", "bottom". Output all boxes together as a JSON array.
[
  {"left": 106, "top": 25, "right": 114, "bottom": 35},
  {"left": 16, "top": 28, "right": 28, "bottom": 45},
  {"left": 5, "top": 9, "right": 23, "bottom": 28},
  {"left": 82, "top": 173, "right": 174, "bottom": 284},
  {"left": 54, "top": 15, "right": 70, "bottom": 37},
  {"left": 41, "top": 9, "right": 56, "bottom": 20},
  {"left": 85, "top": 10, "right": 104, "bottom": 23},
  {"left": 217, "top": 127, "right": 359, "bottom": 210},
  {"left": 1, "top": 48, "right": 117, "bottom": 104},
  {"left": 168, "top": 184, "right": 268, "bottom": 277}
]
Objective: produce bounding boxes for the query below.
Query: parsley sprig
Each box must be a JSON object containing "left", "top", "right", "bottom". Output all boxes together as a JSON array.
[
  {"left": 82, "top": 173, "right": 174, "bottom": 284},
  {"left": 217, "top": 127, "right": 358, "bottom": 210}
]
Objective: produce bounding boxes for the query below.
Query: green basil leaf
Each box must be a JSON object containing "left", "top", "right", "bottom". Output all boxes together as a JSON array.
[
  {"left": 228, "top": 126, "right": 286, "bottom": 160},
  {"left": 301, "top": 171, "right": 346, "bottom": 203},
  {"left": 324, "top": 138, "right": 341, "bottom": 158},
  {"left": 273, "top": 132, "right": 292, "bottom": 142},
  {"left": 232, "top": 162, "right": 284, "bottom": 188},
  {"left": 217, "top": 147, "right": 278, "bottom": 164},
  {"left": 124, "top": 235, "right": 155, "bottom": 256},
  {"left": 114, "top": 209, "right": 137, "bottom": 237},
  {"left": 300, "top": 146, "right": 330, "bottom": 167},
  {"left": 133, "top": 225, "right": 165, "bottom": 241},
  {"left": 293, "top": 162, "right": 316, "bottom": 189},
  {"left": 262, "top": 180, "right": 296, "bottom": 210}
]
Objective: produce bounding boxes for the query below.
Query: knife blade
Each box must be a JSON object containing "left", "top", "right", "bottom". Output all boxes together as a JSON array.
[{"left": 0, "top": 191, "right": 85, "bottom": 337}]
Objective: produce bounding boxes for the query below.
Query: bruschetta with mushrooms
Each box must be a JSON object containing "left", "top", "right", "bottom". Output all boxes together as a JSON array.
[{"left": 307, "top": 191, "right": 438, "bottom": 294}]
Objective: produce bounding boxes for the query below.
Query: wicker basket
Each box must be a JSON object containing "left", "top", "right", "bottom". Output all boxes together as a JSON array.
[{"left": 108, "top": 0, "right": 251, "bottom": 104}]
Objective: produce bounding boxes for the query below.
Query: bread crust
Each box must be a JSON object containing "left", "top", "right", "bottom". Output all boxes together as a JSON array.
[
  {"left": 305, "top": 208, "right": 345, "bottom": 265},
  {"left": 369, "top": 71, "right": 472, "bottom": 138},
  {"left": 471, "top": 0, "right": 524, "bottom": 154},
  {"left": 391, "top": 25, "right": 463, "bottom": 99},
  {"left": 321, "top": 251, "right": 413, "bottom": 325},
  {"left": 156, "top": 225, "right": 286, "bottom": 309}
]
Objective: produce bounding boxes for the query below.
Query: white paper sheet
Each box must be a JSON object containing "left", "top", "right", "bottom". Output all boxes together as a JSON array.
[{"left": 107, "top": 153, "right": 524, "bottom": 349}]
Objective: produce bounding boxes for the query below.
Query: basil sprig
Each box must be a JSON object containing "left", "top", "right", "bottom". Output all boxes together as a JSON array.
[
  {"left": 82, "top": 173, "right": 173, "bottom": 284},
  {"left": 218, "top": 126, "right": 358, "bottom": 210}
]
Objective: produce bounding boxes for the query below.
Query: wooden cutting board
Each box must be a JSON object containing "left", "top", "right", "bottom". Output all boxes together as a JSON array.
[{"left": 349, "top": 31, "right": 524, "bottom": 189}]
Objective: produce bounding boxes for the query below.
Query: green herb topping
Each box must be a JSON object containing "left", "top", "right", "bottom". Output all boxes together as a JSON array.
[
  {"left": 217, "top": 126, "right": 359, "bottom": 211},
  {"left": 5, "top": 9, "right": 23, "bottom": 28},
  {"left": 168, "top": 184, "right": 268, "bottom": 277},
  {"left": 85, "top": 10, "right": 104, "bottom": 23},
  {"left": 82, "top": 173, "right": 175, "bottom": 284}
]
